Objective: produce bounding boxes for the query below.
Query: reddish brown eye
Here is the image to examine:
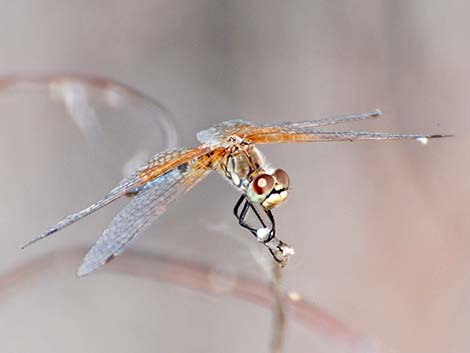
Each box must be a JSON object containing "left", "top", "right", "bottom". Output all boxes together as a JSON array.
[
  {"left": 252, "top": 174, "right": 275, "bottom": 195},
  {"left": 273, "top": 169, "right": 290, "bottom": 188}
]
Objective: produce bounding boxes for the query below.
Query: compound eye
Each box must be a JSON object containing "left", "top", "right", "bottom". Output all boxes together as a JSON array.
[
  {"left": 273, "top": 169, "right": 290, "bottom": 188},
  {"left": 252, "top": 174, "right": 275, "bottom": 195}
]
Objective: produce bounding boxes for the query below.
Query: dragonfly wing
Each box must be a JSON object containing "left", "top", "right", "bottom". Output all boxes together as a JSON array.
[
  {"left": 23, "top": 147, "right": 211, "bottom": 248},
  {"left": 197, "top": 110, "right": 448, "bottom": 146},
  {"left": 238, "top": 111, "right": 449, "bottom": 144},
  {"left": 22, "top": 191, "right": 124, "bottom": 249},
  {"left": 196, "top": 119, "right": 254, "bottom": 145},
  {"left": 273, "top": 109, "right": 383, "bottom": 128},
  {"left": 244, "top": 129, "right": 449, "bottom": 144},
  {"left": 196, "top": 111, "right": 382, "bottom": 145},
  {"left": 77, "top": 149, "right": 223, "bottom": 276}
]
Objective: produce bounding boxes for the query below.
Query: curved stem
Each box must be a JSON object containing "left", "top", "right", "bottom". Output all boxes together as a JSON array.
[{"left": 3, "top": 247, "right": 383, "bottom": 352}]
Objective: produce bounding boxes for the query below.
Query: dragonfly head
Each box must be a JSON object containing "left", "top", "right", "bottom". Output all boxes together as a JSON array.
[{"left": 247, "top": 169, "right": 290, "bottom": 210}]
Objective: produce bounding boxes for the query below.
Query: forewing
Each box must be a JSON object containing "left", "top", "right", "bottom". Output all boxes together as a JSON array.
[
  {"left": 197, "top": 110, "right": 447, "bottom": 145},
  {"left": 23, "top": 147, "right": 211, "bottom": 248},
  {"left": 196, "top": 119, "right": 255, "bottom": 145},
  {"left": 196, "top": 111, "right": 381, "bottom": 145},
  {"left": 77, "top": 149, "right": 223, "bottom": 276},
  {"left": 244, "top": 129, "right": 448, "bottom": 144},
  {"left": 239, "top": 111, "right": 448, "bottom": 144},
  {"left": 258, "top": 109, "right": 383, "bottom": 129}
]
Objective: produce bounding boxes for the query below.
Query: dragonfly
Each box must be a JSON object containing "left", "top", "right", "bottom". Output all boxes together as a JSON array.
[{"left": 22, "top": 109, "right": 448, "bottom": 276}]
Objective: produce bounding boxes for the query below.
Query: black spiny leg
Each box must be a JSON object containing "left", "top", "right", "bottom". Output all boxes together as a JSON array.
[
  {"left": 248, "top": 202, "right": 275, "bottom": 242},
  {"left": 233, "top": 195, "right": 292, "bottom": 266},
  {"left": 233, "top": 195, "right": 275, "bottom": 243},
  {"left": 234, "top": 195, "right": 258, "bottom": 236}
]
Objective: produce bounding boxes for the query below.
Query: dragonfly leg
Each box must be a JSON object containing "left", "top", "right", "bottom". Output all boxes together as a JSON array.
[
  {"left": 233, "top": 195, "right": 275, "bottom": 243},
  {"left": 233, "top": 194, "right": 246, "bottom": 219},
  {"left": 234, "top": 195, "right": 258, "bottom": 235},
  {"left": 247, "top": 202, "right": 275, "bottom": 243},
  {"left": 233, "top": 195, "right": 290, "bottom": 266}
]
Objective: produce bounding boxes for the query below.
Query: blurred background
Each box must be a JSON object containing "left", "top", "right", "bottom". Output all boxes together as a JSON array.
[{"left": 0, "top": 1, "right": 467, "bottom": 353}]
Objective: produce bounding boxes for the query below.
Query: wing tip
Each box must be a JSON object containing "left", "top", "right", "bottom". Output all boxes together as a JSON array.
[
  {"left": 21, "top": 226, "right": 61, "bottom": 249},
  {"left": 77, "top": 253, "right": 115, "bottom": 277},
  {"left": 76, "top": 264, "right": 95, "bottom": 277},
  {"left": 429, "top": 133, "right": 453, "bottom": 139},
  {"left": 373, "top": 108, "right": 383, "bottom": 116},
  {"left": 21, "top": 235, "right": 44, "bottom": 249},
  {"left": 416, "top": 133, "right": 453, "bottom": 145},
  {"left": 20, "top": 242, "right": 31, "bottom": 250}
]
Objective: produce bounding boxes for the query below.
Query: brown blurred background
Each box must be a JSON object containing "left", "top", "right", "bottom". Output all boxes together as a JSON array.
[{"left": 0, "top": 1, "right": 467, "bottom": 353}]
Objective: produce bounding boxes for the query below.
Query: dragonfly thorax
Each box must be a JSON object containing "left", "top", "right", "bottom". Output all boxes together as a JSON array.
[
  {"left": 218, "top": 142, "right": 263, "bottom": 190},
  {"left": 218, "top": 143, "right": 290, "bottom": 210}
]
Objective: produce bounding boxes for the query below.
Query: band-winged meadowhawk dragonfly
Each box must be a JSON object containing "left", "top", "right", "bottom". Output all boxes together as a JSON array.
[{"left": 22, "top": 109, "right": 448, "bottom": 276}]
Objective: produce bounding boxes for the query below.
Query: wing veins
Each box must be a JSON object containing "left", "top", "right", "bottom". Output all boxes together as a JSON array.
[
  {"left": 22, "top": 147, "right": 212, "bottom": 249},
  {"left": 76, "top": 149, "right": 222, "bottom": 276},
  {"left": 259, "top": 109, "right": 383, "bottom": 129}
]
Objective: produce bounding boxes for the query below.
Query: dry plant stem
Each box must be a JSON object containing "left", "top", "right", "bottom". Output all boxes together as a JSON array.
[
  {"left": 0, "top": 73, "right": 178, "bottom": 146},
  {"left": 270, "top": 261, "right": 287, "bottom": 353},
  {"left": 2, "top": 248, "right": 383, "bottom": 352},
  {"left": 264, "top": 236, "right": 294, "bottom": 267}
]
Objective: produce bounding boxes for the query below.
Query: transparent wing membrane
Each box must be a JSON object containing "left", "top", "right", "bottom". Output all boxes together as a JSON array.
[
  {"left": 78, "top": 149, "right": 222, "bottom": 276},
  {"left": 233, "top": 111, "right": 449, "bottom": 144},
  {"left": 197, "top": 110, "right": 449, "bottom": 146},
  {"left": 259, "top": 109, "right": 384, "bottom": 129},
  {"left": 22, "top": 147, "right": 211, "bottom": 249},
  {"left": 196, "top": 119, "right": 254, "bottom": 145},
  {"left": 244, "top": 129, "right": 449, "bottom": 144}
]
